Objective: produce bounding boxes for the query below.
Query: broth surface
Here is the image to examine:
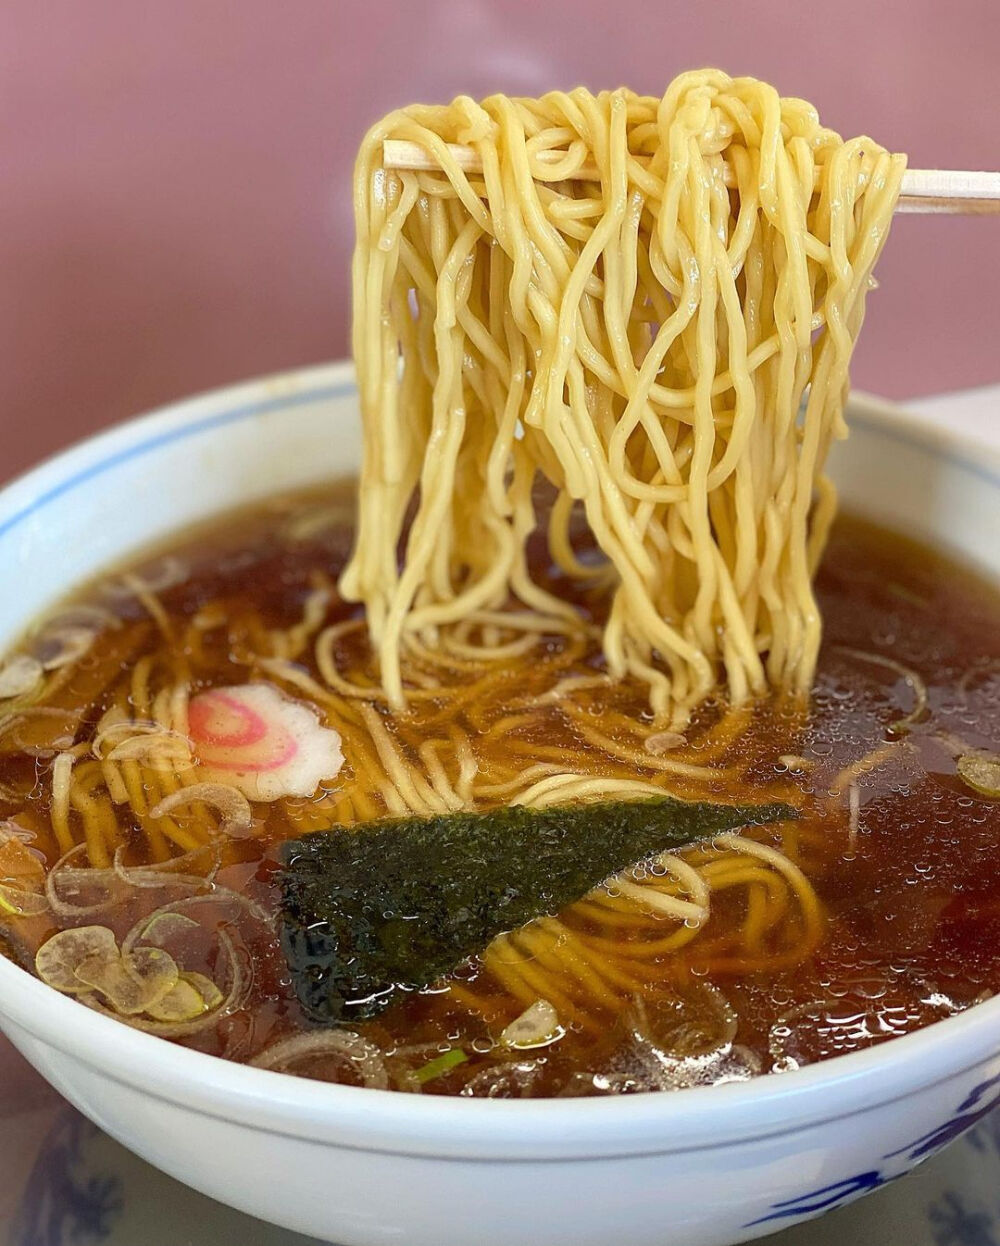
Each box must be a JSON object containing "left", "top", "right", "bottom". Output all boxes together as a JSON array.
[{"left": 1, "top": 486, "right": 998, "bottom": 1096}]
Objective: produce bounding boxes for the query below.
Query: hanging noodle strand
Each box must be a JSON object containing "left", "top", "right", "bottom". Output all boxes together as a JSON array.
[{"left": 342, "top": 71, "right": 905, "bottom": 727}]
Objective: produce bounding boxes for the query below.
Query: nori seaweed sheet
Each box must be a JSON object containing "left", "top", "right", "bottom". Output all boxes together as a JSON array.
[{"left": 280, "top": 796, "right": 794, "bottom": 1022}]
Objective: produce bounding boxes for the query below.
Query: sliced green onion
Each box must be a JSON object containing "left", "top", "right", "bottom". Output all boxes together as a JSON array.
[
  {"left": 145, "top": 972, "right": 219, "bottom": 1022},
  {"left": 500, "top": 998, "right": 564, "bottom": 1049},
  {"left": 886, "top": 581, "right": 928, "bottom": 609},
  {"left": 0, "top": 883, "right": 47, "bottom": 917},
  {"left": 957, "top": 753, "right": 1000, "bottom": 799},
  {"left": 413, "top": 1047, "right": 468, "bottom": 1085}
]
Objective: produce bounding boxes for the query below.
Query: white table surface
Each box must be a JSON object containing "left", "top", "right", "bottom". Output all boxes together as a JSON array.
[{"left": 1, "top": 385, "right": 998, "bottom": 1246}]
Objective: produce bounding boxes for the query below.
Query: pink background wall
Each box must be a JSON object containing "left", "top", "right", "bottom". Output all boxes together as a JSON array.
[{"left": 2, "top": 0, "right": 998, "bottom": 483}]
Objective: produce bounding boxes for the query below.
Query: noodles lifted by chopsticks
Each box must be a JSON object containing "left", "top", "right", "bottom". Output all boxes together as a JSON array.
[{"left": 342, "top": 69, "right": 905, "bottom": 727}]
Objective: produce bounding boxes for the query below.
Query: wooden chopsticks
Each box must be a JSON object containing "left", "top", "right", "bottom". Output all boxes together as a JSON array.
[{"left": 382, "top": 140, "right": 1000, "bottom": 216}]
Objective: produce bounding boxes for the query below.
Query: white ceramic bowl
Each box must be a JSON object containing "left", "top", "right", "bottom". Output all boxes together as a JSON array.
[{"left": 0, "top": 362, "right": 997, "bottom": 1246}]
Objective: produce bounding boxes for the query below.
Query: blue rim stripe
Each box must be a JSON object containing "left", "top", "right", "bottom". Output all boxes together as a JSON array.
[
  {"left": 0, "top": 382, "right": 352, "bottom": 542},
  {"left": 0, "top": 379, "right": 996, "bottom": 547}
]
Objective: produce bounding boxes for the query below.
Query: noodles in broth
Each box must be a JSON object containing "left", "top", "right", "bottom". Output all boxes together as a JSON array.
[{"left": 0, "top": 71, "right": 998, "bottom": 1097}]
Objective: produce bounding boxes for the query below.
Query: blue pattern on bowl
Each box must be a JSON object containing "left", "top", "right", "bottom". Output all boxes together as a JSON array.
[
  {"left": 10, "top": 1114, "right": 122, "bottom": 1246},
  {"left": 750, "top": 1074, "right": 1000, "bottom": 1229},
  {"left": 11, "top": 1090, "right": 1000, "bottom": 1246}
]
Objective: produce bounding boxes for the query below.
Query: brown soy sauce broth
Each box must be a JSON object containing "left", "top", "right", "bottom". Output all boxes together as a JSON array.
[{"left": 0, "top": 485, "right": 997, "bottom": 1095}]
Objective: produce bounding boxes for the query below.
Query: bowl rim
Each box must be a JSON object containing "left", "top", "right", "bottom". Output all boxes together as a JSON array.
[{"left": 0, "top": 361, "right": 999, "bottom": 1162}]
